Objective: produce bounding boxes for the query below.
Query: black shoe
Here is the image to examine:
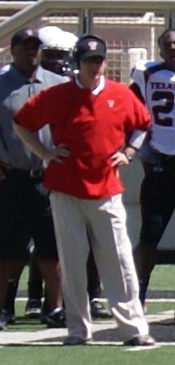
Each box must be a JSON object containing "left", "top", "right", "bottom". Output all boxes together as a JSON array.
[
  {"left": 0, "top": 310, "right": 7, "bottom": 330},
  {"left": 63, "top": 336, "right": 92, "bottom": 345},
  {"left": 25, "top": 299, "right": 42, "bottom": 319},
  {"left": 3, "top": 304, "right": 15, "bottom": 324},
  {"left": 124, "top": 335, "right": 155, "bottom": 346},
  {"left": 90, "top": 299, "right": 112, "bottom": 319},
  {"left": 46, "top": 308, "right": 66, "bottom": 328}
]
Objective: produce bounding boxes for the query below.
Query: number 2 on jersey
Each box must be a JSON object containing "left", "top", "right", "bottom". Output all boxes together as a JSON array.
[{"left": 152, "top": 91, "right": 174, "bottom": 126}]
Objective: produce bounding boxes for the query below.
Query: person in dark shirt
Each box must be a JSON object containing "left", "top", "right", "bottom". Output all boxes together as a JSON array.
[{"left": 0, "top": 28, "right": 67, "bottom": 330}]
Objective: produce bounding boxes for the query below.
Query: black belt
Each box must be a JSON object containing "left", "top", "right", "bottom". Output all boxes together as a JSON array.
[
  {"left": 9, "top": 167, "right": 44, "bottom": 179},
  {"left": 0, "top": 161, "right": 45, "bottom": 180}
]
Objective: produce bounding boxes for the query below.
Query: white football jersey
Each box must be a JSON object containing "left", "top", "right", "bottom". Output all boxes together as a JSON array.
[{"left": 130, "top": 59, "right": 175, "bottom": 155}]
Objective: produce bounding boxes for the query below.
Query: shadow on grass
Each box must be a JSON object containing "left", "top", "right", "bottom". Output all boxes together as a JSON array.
[{"left": 6, "top": 314, "right": 175, "bottom": 344}]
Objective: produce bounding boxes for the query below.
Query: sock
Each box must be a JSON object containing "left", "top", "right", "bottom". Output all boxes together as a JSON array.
[
  {"left": 138, "top": 275, "right": 150, "bottom": 305},
  {"left": 50, "top": 307, "right": 62, "bottom": 315},
  {"left": 4, "top": 280, "right": 18, "bottom": 313}
]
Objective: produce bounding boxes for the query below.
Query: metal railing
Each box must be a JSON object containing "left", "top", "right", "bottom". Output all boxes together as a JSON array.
[{"left": 0, "top": 1, "right": 174, "bottom": 82}]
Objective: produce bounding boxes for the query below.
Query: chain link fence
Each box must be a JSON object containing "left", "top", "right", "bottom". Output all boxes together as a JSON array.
[{"left": 0, "top": 5, "right": 166, "bottom": 84}]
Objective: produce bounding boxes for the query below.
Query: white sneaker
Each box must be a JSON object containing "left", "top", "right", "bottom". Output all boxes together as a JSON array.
[{"left": 124, "top": 335, "right": 155, "bottom": 346}]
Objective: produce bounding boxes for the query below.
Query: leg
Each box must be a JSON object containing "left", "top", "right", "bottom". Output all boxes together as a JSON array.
[
  {"left": 0, "top": 172, "right": 31, "bottom": 329},
  {"left": 4, "top": 254, "right": 26, "bottom": 323},
  {"left": 50, "top": 192, "right": 92, "bottom": 341},
  {"left": 87, "top": 235, "right": 112, "bottom": 318},
  {"left": 0, "top": 257, "right": 26, "bottom": 329},
  {"left": 26, "top": 246, "right": 51, "bottom": 321},
  {"left": 4, "top": 280, "right": 18, "bottom": 323},
  {"left": 36, "top": 257, "right": 62, "bottom": 310},
  {"left": 25, "top": 245, "right": 43, "bottom": 319},
  {"left": 87, "top": 245, "right": 101, "bottom": 302},
  {"left": 0, "top": 259, "right": 24, "bottom": 309},
  {"left": 29, "top": 254, "right": 64, "bottom": 327},
  {"left": 134, "top": 167, "right": 175, "bottom": 305},
  {"left": 27, "top": 247, "right": 43, "bottom": 300},
  {"left": 86, "top": 194, "right": 150, "bottom": 343},
  {"left": 32, "top": 187, "right": 65, "bottom": 328}
]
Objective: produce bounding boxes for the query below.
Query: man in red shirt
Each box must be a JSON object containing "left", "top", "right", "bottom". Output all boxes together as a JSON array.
[
  {"left": 14, "top": 34, "right": 154, "bottom": 346},
  {"left": 37, "top": 25, "right": 111, "bottom": 319}
]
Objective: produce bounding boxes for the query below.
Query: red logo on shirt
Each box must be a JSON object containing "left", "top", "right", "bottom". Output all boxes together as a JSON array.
[{"left": 107, "top": 100, "right": 114, "bottom": 108}]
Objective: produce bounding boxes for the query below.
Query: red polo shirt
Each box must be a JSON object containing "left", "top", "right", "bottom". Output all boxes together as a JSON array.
[{"left": 14, "top": 78, "right": 150, "bottom": 199}]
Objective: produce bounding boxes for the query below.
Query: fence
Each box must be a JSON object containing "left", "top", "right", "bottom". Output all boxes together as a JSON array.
[
  {"left": 0, "top": 0, "right": 175, "bottom": 254},
  {"left": 0, "top": 1, "right": 170, "bottom": 83}
]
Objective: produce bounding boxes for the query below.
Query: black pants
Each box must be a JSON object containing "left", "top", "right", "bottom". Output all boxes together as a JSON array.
[
  {"left": 0, "top": 169, "right": 57, "bottom": 260},
  {"left": 139, "top": 156, "right": 175, "bottom": 247}
]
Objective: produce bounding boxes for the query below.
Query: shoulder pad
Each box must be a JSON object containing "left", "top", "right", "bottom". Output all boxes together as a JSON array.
[
  {"left": 130, "top": 59, "right": 160, "bottom": 78},
  {"left": 130, "top": 59, "right": 161, "bottom": 85},
  {"left": 0, "top": 64, "right": 10, "bottom": 75}
]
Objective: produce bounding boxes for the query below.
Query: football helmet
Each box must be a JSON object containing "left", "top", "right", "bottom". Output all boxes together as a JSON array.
[{"left": 37, "top": 26, "right": 78, "bottom": 75}]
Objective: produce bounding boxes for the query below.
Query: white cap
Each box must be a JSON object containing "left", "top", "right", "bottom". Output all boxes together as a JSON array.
[{"left": 38, "top": 26, "right": 78, "bottom": 51}]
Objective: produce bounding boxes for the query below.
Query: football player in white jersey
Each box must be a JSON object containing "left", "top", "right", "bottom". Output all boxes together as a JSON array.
[
  {"left": 37, "top": 26, "right": 78, "bottom": 75},
  {"left": 129, "top": 28, "right": 175, "bottom": 308}
]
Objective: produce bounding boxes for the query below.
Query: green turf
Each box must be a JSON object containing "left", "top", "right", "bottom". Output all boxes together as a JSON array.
[
  {"left": 8, "top": 300, "right": 174, "bottom": 332},
  {"left": 18, "top": 264, "right": 175, "bottom": 293},
  {"left": 2, "top": 264, "right": 175, "bottom": 365},
  {"left": 148, "top": 265, "right": 175, "bottom": 291},
  {"left": 17, "top": 265, "right": 29, "bottom": 292},
  {"left": 1, "top": 345, "right": 175, "bottom": 365},
  {"left": 147, "top": 301, "right": 175, "bottom": 313}
]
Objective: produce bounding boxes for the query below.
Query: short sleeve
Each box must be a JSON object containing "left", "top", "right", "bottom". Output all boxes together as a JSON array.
[{"left": 14, "top": 88, "right": 50, "bottom": 131}]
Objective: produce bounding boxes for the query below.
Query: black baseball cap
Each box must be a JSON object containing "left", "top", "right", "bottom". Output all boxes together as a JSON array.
[
  {"left": 77, "top": 35, "right": 106, "bottom": 61},
  {"left": 11, "top": 28, "right": 42, "bottom": 48}
]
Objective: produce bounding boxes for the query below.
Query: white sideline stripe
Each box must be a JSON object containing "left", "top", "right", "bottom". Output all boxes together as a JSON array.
[
  {"left": 0, "top": 309, "right": 174, "bottom": 348},
  {"left": 146, "top": 299, "right": 175, "bottom": 303},
  {"left": 126, "top": 343, "right": 175, "bottom": 352},
  {"left": 1, "top": 342, "right": 175, "bottom": 348},
  {"left": 0, "top": 312, "right": 174, "bottom": 339},
  {"left": 16, "top": 297, "right": 175, "bottom": 302}
]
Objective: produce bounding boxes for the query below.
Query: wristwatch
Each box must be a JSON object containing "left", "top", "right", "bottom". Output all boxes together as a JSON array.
[{"left": 123, "top": 151, "right": 133, "bottom": 163}]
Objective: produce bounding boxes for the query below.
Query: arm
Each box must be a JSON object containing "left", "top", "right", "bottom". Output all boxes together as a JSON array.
[
  {"left": 129, "top": 67, "right": 149, "bottom": 152},
  {"left": 13, "top": 122, "right": 70, "bottom": 164},
  {"left": 111, "top": 85, "right": 150, "bottom": 169},
  {"left": 111, "top": 145, "right": 137, "bottom": 168},
  {"left": 129, "top": 82, "right": 145, "bottom": 104}
]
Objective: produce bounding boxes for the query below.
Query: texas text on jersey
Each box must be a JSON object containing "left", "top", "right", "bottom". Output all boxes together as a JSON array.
[{"left": 130, "top": 59, "right": 175, "bottom": 155}]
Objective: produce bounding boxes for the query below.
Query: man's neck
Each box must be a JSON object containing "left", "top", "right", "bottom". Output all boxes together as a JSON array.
[
  {"left": 13, "top": 64, "right": 38, "bottom": 82},
  {"left": 77, "top": 73, "right": 101, "bottom": 90}
]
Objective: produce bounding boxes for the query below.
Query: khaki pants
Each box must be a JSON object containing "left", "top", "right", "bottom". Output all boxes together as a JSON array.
[{"left": 50, "top": 192, "right": 149, "bottom": 341}]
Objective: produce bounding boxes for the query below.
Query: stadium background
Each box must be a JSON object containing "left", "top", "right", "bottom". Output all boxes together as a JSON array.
[{"left": 0, "top": 0, "right": 175, "bottom": 261}]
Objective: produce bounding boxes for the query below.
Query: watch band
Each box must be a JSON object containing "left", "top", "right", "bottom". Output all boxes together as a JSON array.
[{"left": 123, "top": 151, "right": 133, "bottom": 162}]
